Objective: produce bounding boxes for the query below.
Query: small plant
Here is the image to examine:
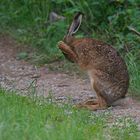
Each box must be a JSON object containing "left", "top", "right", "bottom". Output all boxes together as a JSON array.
[{"left": 16, "top": 52, "right": 28, "bottom": 60}]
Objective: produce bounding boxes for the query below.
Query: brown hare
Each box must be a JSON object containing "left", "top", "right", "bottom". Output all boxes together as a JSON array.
[{"left": 58, "top": 12, "right": 129, "bottom": 110}]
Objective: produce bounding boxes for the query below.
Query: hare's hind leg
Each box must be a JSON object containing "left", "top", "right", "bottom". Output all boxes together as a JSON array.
[
  {"left": 76, "top": 80, "right": 108, "bottom": 111},
  {"left": 93, "top": 82, "right": 108, "bottom": 110},
  {"left": 76, "top": 94, "right": 107, "bottom": 111}
]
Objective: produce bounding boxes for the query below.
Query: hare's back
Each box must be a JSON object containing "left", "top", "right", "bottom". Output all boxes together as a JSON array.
[
  {"left": 72, "top": 38, "right": 128, "bottom": 80},
  {"left": 72, "top": 38, "right": 129, "bottom": 88}
]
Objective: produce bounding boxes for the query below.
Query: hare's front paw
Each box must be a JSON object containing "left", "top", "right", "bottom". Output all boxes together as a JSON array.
[
  {"left": 57, "top": 41, "right": 70, "bottom": 51},
  {"left": 57, "top": 41, "right": 65, "bottom": 46}
]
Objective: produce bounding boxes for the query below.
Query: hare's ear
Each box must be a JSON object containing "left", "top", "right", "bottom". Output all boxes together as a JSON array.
[{"left": 67, "top": 12, "right": 83, "bottom": 36}]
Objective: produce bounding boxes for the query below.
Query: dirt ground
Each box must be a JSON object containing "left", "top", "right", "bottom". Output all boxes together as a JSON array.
[{"left": 0, "top": 34, "right": 140, "bottom": 128}]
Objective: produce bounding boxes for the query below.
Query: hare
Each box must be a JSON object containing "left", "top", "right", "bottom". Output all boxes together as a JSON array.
[{"left": 58, "top": 12, "right": 129, "bottom": 110}]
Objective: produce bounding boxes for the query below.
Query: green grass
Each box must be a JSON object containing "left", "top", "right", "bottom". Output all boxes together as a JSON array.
[
  {"left": 0, "top": 89, "right": 139, "bottom": 140},
  {"left": 0, "top": 0, "right": 140, "bottom": 93}
]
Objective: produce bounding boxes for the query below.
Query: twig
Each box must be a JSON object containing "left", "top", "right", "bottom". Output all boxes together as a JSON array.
[{"left": 128, "top": 26, "right": 140, "bottom": 37}]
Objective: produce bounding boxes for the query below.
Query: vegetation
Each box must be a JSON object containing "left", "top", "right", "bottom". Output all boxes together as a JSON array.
[
  {"left": 0, "top": 0, "right": 140, "bottom": 93},
  {"left": 0, "top": 89, "right": 139, "bottom": 140}
]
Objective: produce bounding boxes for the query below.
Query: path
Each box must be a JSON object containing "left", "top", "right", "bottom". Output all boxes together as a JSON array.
[{"left": 0, "top": 34, "right": 140, "bottom": 127}]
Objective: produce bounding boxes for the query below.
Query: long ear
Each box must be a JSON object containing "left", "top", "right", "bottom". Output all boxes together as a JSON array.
[{"left": 67, "top": 12, "right": 83, "bottom": 36}]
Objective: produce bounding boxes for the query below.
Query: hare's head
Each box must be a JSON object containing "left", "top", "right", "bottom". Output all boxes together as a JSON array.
[
  {"left": 63, "top": 12, "right": 83, "bottom": 44},
  {"left": 58, "top": 12, "right": 84, "bottom": 63}
]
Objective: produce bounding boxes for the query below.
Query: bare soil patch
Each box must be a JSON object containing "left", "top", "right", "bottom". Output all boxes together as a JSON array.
[{"left": 0, "top": 34, "right": 140, "bottom": 127}]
